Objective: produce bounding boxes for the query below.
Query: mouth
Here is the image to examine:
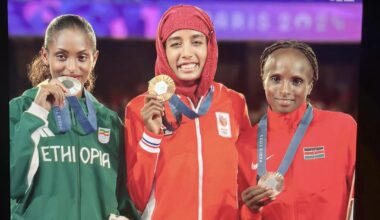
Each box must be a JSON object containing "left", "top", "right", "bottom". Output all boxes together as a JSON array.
[
  {"left": 177, "top": 63, "right": 199, "bottom": 73},
  {"left": 64, "top": 74, "right": 82, "bottom": 80},
  {"left": 275, "top": 98, "right": 294, "bottom": 105}
]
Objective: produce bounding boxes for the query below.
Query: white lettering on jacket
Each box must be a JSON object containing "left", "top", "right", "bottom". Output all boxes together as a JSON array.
[{"left": 40, "top": 146, "right": 111, "bottom": 168}]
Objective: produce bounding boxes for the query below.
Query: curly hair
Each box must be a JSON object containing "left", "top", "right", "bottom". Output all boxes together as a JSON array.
[
  {"left": 27, "top": 14, "right": 97, "bottom": 91},
  {"left": 260, "top": 40, "right": 319, "bottom": 84}
]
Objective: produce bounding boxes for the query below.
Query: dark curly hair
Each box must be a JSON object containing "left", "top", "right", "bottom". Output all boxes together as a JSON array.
[
  {"left": 260, "top": 40, "right": 319, "bottom": 84},
  {"left": 27, "top": 14, "right": 97, "bottom": 91}
]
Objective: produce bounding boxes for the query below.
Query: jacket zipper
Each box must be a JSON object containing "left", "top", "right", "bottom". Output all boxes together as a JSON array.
[
  {"left": 71, "top": 108, "right": 81, "bottom": 220},
  {"left": 189, "top": 96, "right": 205, "bottom": 220}
]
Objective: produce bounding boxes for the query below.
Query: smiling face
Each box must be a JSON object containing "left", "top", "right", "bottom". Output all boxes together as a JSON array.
[
  {"left": 42, "top": 28, "right": 99, "bottom": 86},
  {"left": 262, "top": 48, "right": 314, "bottom": 114},
  {"left": 165, "top": 29, "right": 207, "bottom": 86}
]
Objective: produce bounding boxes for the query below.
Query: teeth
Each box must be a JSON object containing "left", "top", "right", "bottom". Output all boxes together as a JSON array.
[{"left": 179, "top": 63, "right": 197, "bottom": 71}]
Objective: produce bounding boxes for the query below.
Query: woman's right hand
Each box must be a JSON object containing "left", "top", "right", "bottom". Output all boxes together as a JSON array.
[
  {"left": 241, "top": 185, "right": 276, "bottom": 212},
  {"left": 34, "top": 79, "right": 68, "bottom": 111},
  {"left": 141, "top": 94, "right": 165, "bottom": 135}
]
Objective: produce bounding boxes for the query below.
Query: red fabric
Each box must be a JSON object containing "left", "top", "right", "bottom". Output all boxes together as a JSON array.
[
  {"left": 155, "top": 5, "right": 218, "bottom": 103},
  {"left": 125, "top": 82, "right": 251, "bottom": 219},
  {"left": 237, "top": 103, "right": 357, "bottom": 220}
]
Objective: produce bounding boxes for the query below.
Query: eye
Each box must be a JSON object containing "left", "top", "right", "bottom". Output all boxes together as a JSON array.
[
  {"left": 192, "top": 40, "right": 203, "bottom": 46},
  {"left": 56, "top": 53, "right": 66, "bottom": 61},
  {"left": 270, "top": 75, "right": 281, "bottom": 83},
  {"left": 169, "top": 41, "right": 181, "bottom": 48},
  {"left": 292, "top": 77, "right": 304, "bottom": 86},
  {"left": 78, "top": 54, "right": 88, "bottom": 62}
]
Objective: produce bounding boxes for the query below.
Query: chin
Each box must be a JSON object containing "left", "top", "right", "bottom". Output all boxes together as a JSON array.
[
  {"left": 274, "top": 106, "right": 295, "bottom": 114},
  {"left": 178, "top": 74, "right": 201, "bottom": 82}
]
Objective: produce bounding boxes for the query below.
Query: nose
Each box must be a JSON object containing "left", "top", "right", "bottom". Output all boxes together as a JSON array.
[
  {"left": 180, "top": 42, "right": 193, "bottom": 59},
  {"left": 66, "top": 58, "right": 76, "bottom": 73},
  {"left": 279, "top": 80, "right": 291, "bottom": 95}
]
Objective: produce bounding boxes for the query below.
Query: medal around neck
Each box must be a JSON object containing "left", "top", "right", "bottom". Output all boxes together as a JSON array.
[
  {"left": 257, "top": 172, "right": 284, "bottom": 197},
  {"left": 57, "top": 76, "right": 82, "bottom": 96},
  {"left": 148, "top": 74, "right": 175, "bottom": 102}
]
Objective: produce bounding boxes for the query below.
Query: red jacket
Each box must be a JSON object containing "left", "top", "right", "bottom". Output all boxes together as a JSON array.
[
  {"left": 125, "top": 82, "right": 251, "bottom": 220},
  {"left": 237, "top": 103, "right": 356, "bottom": 220}
]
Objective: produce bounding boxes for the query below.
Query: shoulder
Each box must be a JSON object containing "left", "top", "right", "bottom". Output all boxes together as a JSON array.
[
  {"left": 125, "top": 93, "right": 146, "bottom": 113},
  {"left": 213, "top": 82, "right": 246, "bottom": 101},
  {"left": 88, "top": 92, "right": 122, "bottom": 125},
  {"left": 237, "top": 126, "right": 258, "bottom": 151},
  {"left": 313, "top": 107, "right": 357, "bottom": 129},
  {"left": 9, "top": 88, "right": 38, "bottom": 109},
  {"left": 124, "top": 93, "right": 146, "bottom": 117}
]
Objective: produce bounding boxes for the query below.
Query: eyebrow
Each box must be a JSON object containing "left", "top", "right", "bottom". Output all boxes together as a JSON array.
[
  {"left": 166, "top": 34, "right": 206, "bottom": 42},
  {"left": 55, "top": 48, "right": 89, "bottom": 54}
]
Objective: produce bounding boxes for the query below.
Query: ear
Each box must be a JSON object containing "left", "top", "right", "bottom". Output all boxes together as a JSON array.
[
  {"left": 92, "top": 50, "right": 99, "bottom": 69},
  {"left": 40, "top": 47, "right": 49, "bottom": 65},
  {"left": 307, "top": 82, "right": 313, "bottom": 95}
]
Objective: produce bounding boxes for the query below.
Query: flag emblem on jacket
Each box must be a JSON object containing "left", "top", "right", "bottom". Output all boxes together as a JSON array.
[
  {"left": 98, "top": 127, "right": 111, "bottom": 144},
  {"left": 303, "top": 146, "right": 325, "bottom": 160},
  {"left": 215, "top": 112, "right": 231, "bottom": 138}
]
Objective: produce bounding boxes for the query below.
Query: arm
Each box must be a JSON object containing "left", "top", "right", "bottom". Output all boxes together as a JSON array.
[
  {"left": 10, "top": 99, "right": 49, "bottom": 199},
  {"left": 10, "top": 81, "right": 66, "bottom": 199},
  {"left": 124, "top": 97, "right": 163, "bottom": 212},
  {"left": 346, "top": 117, "right": 357, "bottom": 194},
  {"left": 236, "top": 94, "right": 252, "bottom": 134},
  {"left": 237, "top": 132, "right": 269, "bottom": 220},
  {"left": 345, "top": 117, "right": 357, "bottom": 220},
  {"left": 115, "top": 116, "right": 140, "bottom": 220}
]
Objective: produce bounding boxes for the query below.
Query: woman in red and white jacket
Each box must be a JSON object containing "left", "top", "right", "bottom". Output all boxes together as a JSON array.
[
  {"left": 124, "top": 5, "right": 251, "bottom": 220},
  {"left": 237, "top": 40, "right": 356, "bottom": 220}
]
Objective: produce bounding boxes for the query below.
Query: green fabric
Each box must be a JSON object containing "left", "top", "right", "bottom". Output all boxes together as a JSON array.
[{"left": 10, "top": 88, "right": 139, "bottom": 220}]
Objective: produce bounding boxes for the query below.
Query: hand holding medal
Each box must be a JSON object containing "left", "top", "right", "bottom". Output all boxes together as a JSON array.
[
  {"left": 57, "top": 76, "right": 82, "bottom": 97},
  {"left": 148, "top": 74, "right": 176, "bottom": 102},
  {"left": 52, "top": 76, "right": 97, "bottom": 134},
  {"left": 142, "top": 74, "right": 176, "bottom": 134},
  {"left": 257, "top": 172, "right": 284, "bottom": 198}
]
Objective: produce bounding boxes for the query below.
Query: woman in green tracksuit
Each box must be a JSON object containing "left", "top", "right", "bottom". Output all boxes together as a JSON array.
[{"left": 10, "top": 14, "right": 139, "bottom": 220}]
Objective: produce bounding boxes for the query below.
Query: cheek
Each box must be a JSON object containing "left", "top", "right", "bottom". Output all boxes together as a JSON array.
[
  {"left": 294, "top": 86, "right": 310, "bottom": 99},
  {"left": 80, "top": 62, "right": 93, "bottom": 73},
  {"left": 165, "top": 49, "right": 176, "bottom": 66},
  {"left": 263, "top": 80, "right": 275, "bottom": 94},
  {"left": 49, "top": 61, "right": 64, "bottom": 74},
  {"left": 199, "top": 48, "right": 208, "bottom": 64}
]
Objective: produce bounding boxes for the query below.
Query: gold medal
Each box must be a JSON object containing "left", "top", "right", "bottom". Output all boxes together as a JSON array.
[
  {"left": 57, "top": 76, "right": 82, "bottom": 96},
  {"left": 257, "top": 172, "right": 284, "bottom": 197},
  {"left": 148, "top": 74, "right": 175, "bottom": 101}
]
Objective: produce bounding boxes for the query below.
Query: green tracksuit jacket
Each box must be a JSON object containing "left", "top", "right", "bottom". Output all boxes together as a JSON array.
[{"left": 10, "top": 87, "right": 139, "bottom": 220}]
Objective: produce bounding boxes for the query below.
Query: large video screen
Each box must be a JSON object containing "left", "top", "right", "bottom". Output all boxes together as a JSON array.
[{"left": 8, "top": 0, "right": 362, "bottom": 42}]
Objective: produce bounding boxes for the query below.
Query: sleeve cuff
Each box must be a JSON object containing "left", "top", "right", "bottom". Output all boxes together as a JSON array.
[
  {"left": 25, "top": 102, "right": 49, "bottom": 125},
  {"left": 138, "top": 128, "right": 162, "bottom": 154}
]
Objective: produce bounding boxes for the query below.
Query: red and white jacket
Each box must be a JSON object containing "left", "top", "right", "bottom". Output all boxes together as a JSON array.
[
  {"left": 237, "top": 102, "right": 357, "bottom": 220},
  {"left": 124, "top": 82, "right": 251, "bottom": 220}
]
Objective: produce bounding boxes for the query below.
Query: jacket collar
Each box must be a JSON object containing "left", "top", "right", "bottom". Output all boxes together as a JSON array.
[{"left": 267, "top": 102, "right": 308, "bottom": 132}]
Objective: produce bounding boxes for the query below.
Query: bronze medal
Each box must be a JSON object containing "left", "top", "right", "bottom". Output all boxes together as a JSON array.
[
  {"left": 148, "top": 74, "right": 175, "bottom": 101},
  {"left": 257, "top": 172, "right": 284, "bottom": 197}
]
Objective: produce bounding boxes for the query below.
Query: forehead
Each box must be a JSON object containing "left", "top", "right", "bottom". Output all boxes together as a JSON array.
[
  {"left": 49, "top": 28, "right": 93, "bottom": 49},
  {"left": 265, "top": 48, "right": 311, "bottom": 69},
  {"left": 167, "top": 29, "right": 206, "bottom": 39}
]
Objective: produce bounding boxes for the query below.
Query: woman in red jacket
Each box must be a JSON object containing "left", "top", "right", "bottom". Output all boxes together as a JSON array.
[
  {"left": 124, "top": 5, "right": 251, "bottom": 220},
  {"left": 237, "top": 40, "right": 356, "bottom": 220}
]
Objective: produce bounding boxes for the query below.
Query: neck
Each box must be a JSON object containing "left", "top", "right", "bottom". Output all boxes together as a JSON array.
[{"left": 75, "top": 89, "right": 85, "bottom": 98}]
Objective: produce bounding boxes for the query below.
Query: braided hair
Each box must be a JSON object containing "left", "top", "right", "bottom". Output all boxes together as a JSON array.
[{"left": 260, "top": 40, "right": 319, "bottom": 84}]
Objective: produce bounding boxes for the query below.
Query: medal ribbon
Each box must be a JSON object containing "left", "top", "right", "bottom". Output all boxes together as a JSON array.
[
  {"left": 52, "top": 101, "right": 71, "bottom": 133},
  {"left": 168, "top": 86, "right": 214, "bottom": 120},
  {"left": 257, "top": 104, "right": 313, "bottom": 179},
  {"left": 53, "top": 90, "right": 97, "bottom": 134}
]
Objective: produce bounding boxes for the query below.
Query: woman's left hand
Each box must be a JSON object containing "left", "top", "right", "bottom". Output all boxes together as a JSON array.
[{"left": 241, "top": 185, "right": 276, "bottom": 212}]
